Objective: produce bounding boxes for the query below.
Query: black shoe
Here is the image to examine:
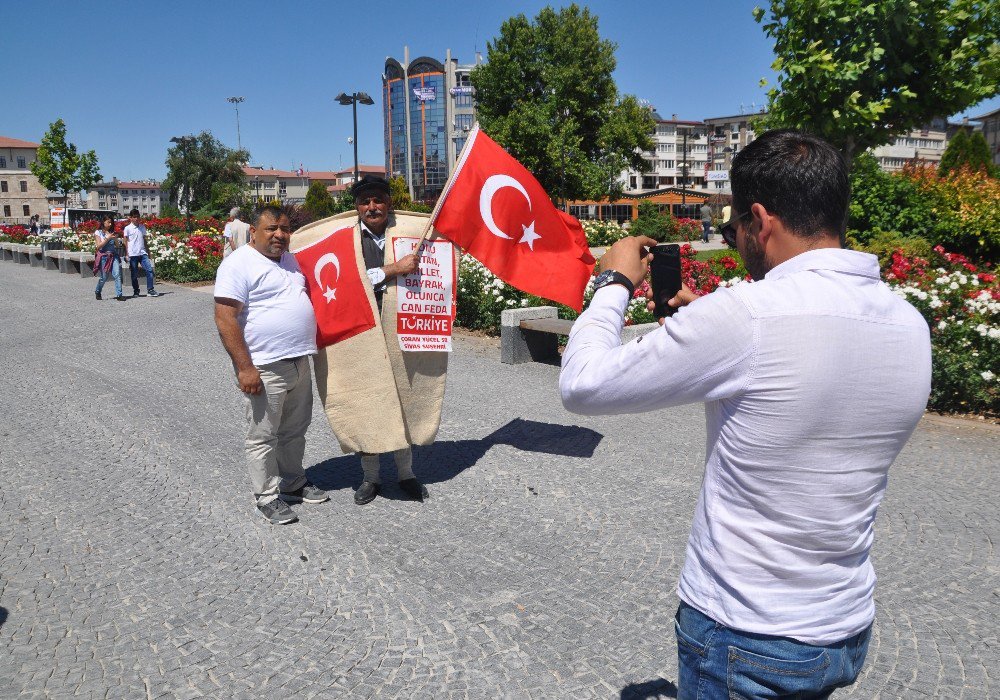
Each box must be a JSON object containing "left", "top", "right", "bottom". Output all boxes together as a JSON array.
[
  {"left": 95, "top": 292, "right": 102, "bottom": 300},
  {"left": 115, "top": 295, "right": 126, "bottom": 301},
  {"left": 280, "top": 482, "right": 329, "bottom": 504},
  {"left": 398, "top": 478, "right": 428, "bottom": 502},
  {"left": 354, "top": 480, "right": 380, "bottom": 505},
  {"left": 132, "top": 291, "right": 140, "bottom": 298},
  {"left": 147, "top": 289, "right": 161, "bottom": 297}
]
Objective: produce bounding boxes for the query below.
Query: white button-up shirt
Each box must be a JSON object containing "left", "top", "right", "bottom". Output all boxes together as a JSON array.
[{"left": 560, "top": 248, "right": 931, "bottom": 644}]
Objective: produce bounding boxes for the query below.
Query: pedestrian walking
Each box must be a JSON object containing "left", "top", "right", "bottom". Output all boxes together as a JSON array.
[
  {"left": 213, "top": 205, "right": 329, "bottom": 524},
  {"left": 123, "top": 208, "right": 160, "bottom": 297},
  {"left": 700, "top": 202, "right": 713, "bottom": 243},
  {"left": 560, "top": 129, "right": 931, "bottom": 699},
  {"left": 93, "top": 217, "right": 124, "bottom": 301},
  {"left": 222, "top": 207, "right": 251, "bottom": 258}
]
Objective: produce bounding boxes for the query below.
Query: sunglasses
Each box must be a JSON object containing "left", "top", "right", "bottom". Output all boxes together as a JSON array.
[{"left": 719, "top": 211, "right": 752, "bottom": 248}]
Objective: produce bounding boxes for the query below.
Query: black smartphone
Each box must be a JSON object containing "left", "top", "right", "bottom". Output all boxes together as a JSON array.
[{"left": 649, "top": 244, "right": 682, "bottom": 318}]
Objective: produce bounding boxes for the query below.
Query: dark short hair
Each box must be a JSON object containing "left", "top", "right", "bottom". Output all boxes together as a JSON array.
[
  {"left": 253, "top": 204, "right": 284, "bottom": 226},
  {"left": 129, "top": 208, "right": 140, "bottom": 217},
  {"left": 730, "top": 129, "right": 848, "bottom": 240}
]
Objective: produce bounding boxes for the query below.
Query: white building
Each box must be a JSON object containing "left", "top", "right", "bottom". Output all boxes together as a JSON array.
[
  {"left": 87, "top": 179, "right": 170, "bottom": 216},
  {"left": 242, "top": 166, "right": 311, "bottom": 204},
  {"left": 623, "top": 112, "right": 710, "bottom": 195}
]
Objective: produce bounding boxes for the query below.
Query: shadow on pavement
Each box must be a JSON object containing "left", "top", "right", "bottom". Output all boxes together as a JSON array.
[
  {"left": 306, "top": 418, "right": 604, "bottom": 493},
  {"left": 0, "top": 607, "right": 7, "bottom": 629},
  {"left": 620, "top": 678, "right": 678, "bottom": 699}
]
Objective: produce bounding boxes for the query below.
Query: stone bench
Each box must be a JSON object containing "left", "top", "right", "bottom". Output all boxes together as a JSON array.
[
  {"left": 500, "top": 306, "right": 659, "bottom": 364},
  {"left": 43, "top": 250, "right": 62, "bottom": 271},
  {"left": 0, "top": 242, "right": 13, "bottom": 262},
  {"left": 10, "top": 244, "right": 36, "bottom": 265},
  {"left": 27, "top": 245, "right": 45, "bottom": 268},
  {"left": 58, "top": 251, "right": 96, "bottom": 278}
]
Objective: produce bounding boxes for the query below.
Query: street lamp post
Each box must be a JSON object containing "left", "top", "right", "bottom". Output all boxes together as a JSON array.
[
  {"left": 226, "top": 96, "right": 245, "bottom": 151},
  {"left": 169, "top": 135, "right": 196, "bottom": 234},
  {"left": 335, "top": 92, "right": 375, "bottom": 184}
]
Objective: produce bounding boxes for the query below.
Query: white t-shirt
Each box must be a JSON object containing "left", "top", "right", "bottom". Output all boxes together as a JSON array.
[
  {"left": 123, "top": 223, "right": 148, "bottom": 257},
  {"left": 214, "top": 244, "right": 318, "bottom": 366},
  {"left": 224, "top": 219, "right": 251, "bottom": 246}
]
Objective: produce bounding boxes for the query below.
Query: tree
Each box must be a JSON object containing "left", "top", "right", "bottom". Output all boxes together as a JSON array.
[
  {"left": 754, "top": 0, "right": 1000, "bottom": 165},
  {"left": 162, "top": 131, "right": 249, "bottom": 213},
  {"left": 303, "top": 180, "right": 336, "bottom": 218},
  {"left": 388, "top": 175, "right": 433, "bottom": 213},
  {"left": 939, "top": 128, "right": 997, "bottom": 176},
  {"left": 30, "top": 119, "right": 101, "bottom": 209},
  {"left": 470, "top": 4, "right": 654, "bottom": 201}
]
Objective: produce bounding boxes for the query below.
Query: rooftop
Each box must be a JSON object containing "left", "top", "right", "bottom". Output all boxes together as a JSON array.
[{"left": 0, "top": 136, "right": 41, "bottom": 149}]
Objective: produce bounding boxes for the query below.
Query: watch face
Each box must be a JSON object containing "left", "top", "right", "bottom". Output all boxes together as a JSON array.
[{"left": 593, "top": 270, "right": 614, "bottom": 288}]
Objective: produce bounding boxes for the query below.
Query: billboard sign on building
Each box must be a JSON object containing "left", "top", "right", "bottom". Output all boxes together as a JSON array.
[
  {"left": 449, "top": 86, "right": 474, "bottom": 96},
  {"left": 412, "top": 87, "right": 436, "bottom": 102},
  {"left": 707, "top": 171, "right": 729, "bottom": 182}
]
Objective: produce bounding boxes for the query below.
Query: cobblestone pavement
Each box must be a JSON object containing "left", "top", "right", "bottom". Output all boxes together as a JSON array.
[{"left": 1, "top": 262, "right": 997, "bottom": 699}]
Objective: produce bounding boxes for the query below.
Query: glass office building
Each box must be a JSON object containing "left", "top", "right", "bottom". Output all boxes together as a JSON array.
[{"left": 383, "top": 49, "right": 478, "bottom": 202}]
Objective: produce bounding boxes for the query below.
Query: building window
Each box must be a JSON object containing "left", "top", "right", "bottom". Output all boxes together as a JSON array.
[
  {"left": 0, "top": 181, "right": 6, "bottom": 193},
  {"left": 99, "top": 202, "right": 106, "bottom": 209},
  {"left": 23, "top": 204, "right": 30, "bottom": 216},
  {"left": 17, "top": 157, "right": 26, "bottom": 168},
  {"left": 0, "top": 157, "right": 6, "bottom": 168},
  {"left": 2, "top": 205, "right": 10, "bottom": 217},
  {"left": 20, "top": 180, "right": 28, "bottom": 192}
]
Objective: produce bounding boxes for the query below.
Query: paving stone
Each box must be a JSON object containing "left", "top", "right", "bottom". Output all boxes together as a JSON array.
[{"left": 0, "top": 262, "right": 996, "bottom": 698}]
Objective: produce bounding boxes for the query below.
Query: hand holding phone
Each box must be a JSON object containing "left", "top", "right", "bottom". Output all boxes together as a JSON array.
[{"left": 649, "top": 244, "right": 682, "bottom": 318}]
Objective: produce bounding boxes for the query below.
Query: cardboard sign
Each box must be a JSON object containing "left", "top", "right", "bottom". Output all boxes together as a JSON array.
[{"left": 394, "top": 238, "right": 456, "bottom": 352}]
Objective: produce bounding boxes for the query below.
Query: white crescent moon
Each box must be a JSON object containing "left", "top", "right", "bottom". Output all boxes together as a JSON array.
[
  {"left": 479, "top": 174, "right": 532, "bottom": 240},
  {"left": 313, "top": 252, "right": 341, "bottom": 288}
]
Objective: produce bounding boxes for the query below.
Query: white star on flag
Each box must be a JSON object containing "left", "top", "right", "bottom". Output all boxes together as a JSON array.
[
  {"left": 323, "top": 287, "right": 337, "bottom": 302},
  {"left": 519, "top": 221, "right": 541, "bottom": 250}
]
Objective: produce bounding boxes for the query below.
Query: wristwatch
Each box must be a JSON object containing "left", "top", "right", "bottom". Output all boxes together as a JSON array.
[{"left": 591, "top": 269, "right": 635, "bottom": 297}]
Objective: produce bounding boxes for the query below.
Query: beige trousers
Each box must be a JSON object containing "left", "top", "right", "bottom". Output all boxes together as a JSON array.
[{"left": 242, "top": 356, "right": 312, "bottom": 503}]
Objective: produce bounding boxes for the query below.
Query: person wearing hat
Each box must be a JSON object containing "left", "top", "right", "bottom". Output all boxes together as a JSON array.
[{"left": 348, "top": 175, "right": 427, "bottom": 505}]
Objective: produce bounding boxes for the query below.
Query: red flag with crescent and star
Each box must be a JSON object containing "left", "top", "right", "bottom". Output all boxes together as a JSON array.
[
  {"left": 430, "top": 124, "right": 596, "bottom": 311},
  {"left": 293, "top": 226, "right": 376, "bottom": 348}
]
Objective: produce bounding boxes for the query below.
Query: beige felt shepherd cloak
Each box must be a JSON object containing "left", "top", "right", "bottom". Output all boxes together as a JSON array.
[{"left": 290, "top": 210, "right": 458, "bottom": 455}]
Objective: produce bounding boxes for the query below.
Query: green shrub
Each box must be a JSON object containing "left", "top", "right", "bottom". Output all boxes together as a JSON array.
[{"left": 849, "top": 230, "right": 932, "bottom": 268}]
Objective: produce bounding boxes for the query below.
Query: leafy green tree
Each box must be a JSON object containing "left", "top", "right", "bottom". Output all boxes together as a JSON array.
[
  {"left": 630, "top": 202, "right": 672, "bottom": 242},
  {"left": 30, "top": 119, "right": 101, "bottom": 208},
  {"left": 303, "top": 180, "right": 336, "bottom": 218},
  {"left": 846, "top": 152, "right": 937, "bottom": 242},
  {"left": 939, "top": 128, "right": 997, "bottom": 176},
  {"left": 163, "top": 131, "right": 249, "bottom": 213},
  {"left": 754, "top": 0, "right": 1000, "bottom": 164},
  {"left": 389, "top": 175, "right": 413, "bottom": 210},
  {"left": 471, "top": 4, "right": 654, "bottom": 201}
]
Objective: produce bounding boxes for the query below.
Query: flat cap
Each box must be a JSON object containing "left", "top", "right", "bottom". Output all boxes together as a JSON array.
[{"left": 351, "top": 174, "right": 391, "bottom": 200}]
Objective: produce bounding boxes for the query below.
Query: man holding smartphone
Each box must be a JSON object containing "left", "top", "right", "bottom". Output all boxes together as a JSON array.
[{"left": 560, "top": 130, "right": 931, "bottom": 698}]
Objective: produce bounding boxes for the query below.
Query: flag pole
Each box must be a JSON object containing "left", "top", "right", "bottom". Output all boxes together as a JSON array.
[{"left": 416, "top": 123, "right": 480, "bottom": 248}]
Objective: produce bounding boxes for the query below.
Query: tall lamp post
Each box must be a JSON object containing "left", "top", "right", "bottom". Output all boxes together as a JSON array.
[
  {"left": 226, "top": 96, "right": 245, "bottom": 151},
  {"left": 335, "top": 91, "right": 375, "bottom": 184},
  {"left": 170, "top": 135, "right": 196, "bottom": 233}
]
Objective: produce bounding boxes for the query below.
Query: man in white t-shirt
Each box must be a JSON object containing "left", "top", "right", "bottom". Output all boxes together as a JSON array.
[
  {"left": 560, "top": 130, "right": 931, "bottom": 697},
  {"left": 222, "top": 207, "right": 251, "bottom": 258},
  {"left": 213, "top": 205, "right": 329, "bottom": 524},
  {"left": 123, "top": 208, "right": 160, "bottom": 297}
]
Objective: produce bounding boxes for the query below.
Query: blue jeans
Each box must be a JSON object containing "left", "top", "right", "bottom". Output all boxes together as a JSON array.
[
  {"left": 95, "top": 256, "right": 122, "bottom": 297},
  {"left": 702, "top": 221, "right": 712, "bottom": 242},
  {"left": 675, "top": 601, "right": 871, "bottom": 699},
  {"left": 128, "top": 253, "right": 155, "bottom": 293}
]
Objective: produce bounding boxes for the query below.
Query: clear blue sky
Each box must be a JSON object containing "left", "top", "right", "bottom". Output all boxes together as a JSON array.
[{"left": 5, "top": 0, "right": 998, "bottom": 182}]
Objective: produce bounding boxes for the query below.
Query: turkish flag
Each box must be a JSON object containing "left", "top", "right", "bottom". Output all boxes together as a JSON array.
[
  {"left": 293, "top": 226, "right": 376, "bottom": 348},
  {"left": 431, "top": 125, "right": 596, "bottom": 311}
]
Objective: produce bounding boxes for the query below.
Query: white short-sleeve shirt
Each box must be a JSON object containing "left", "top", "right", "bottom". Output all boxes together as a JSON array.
[
  {"left": 123, "top": 223, "right": 147, "bottom": 257},
  {"left": 214, "top": 244, "right": 318, "bottom": 365}
]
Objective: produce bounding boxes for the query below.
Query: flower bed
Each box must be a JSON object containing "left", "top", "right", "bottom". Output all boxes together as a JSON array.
[
  {"left": 0, "top": 225, "right": 30, "bottom": 243},
  {"left": 884, "top": 246, "right": 998, "bottom": 415}
]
